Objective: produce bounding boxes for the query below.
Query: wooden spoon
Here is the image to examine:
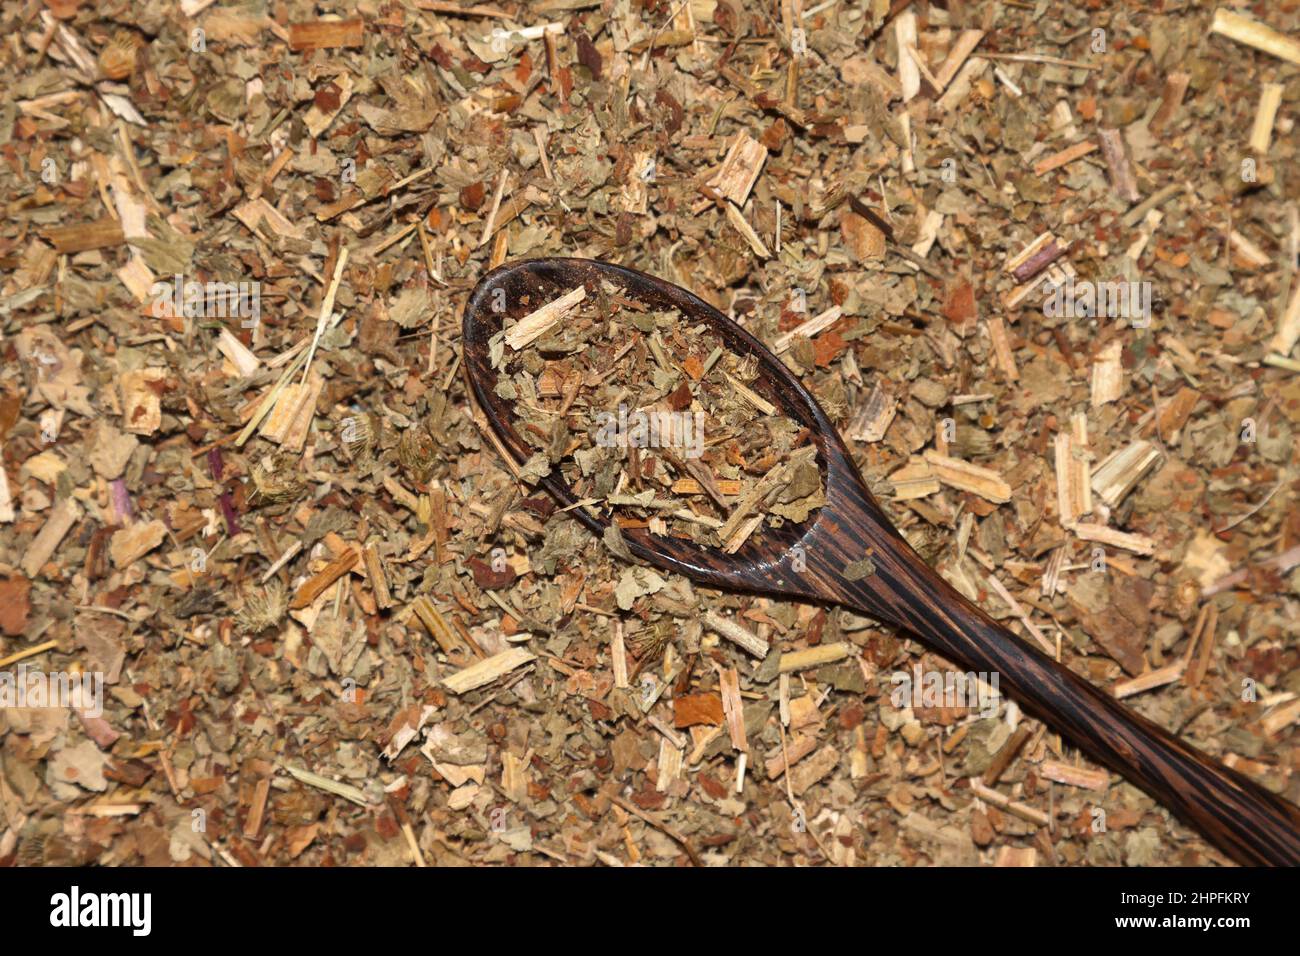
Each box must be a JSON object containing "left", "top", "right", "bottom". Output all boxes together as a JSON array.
[{"left": 463, "top": 256, "right": 1300, "bottom": 866}]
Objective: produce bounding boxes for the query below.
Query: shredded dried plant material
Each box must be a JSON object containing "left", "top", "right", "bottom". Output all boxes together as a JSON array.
[
  {"left": 1, "top": 0, "right": 1298, "bottom": 874},
  {"left": 492, "top": 280, "right": 826, "bottom": 547},
  {"left": 235, "top": 580, "right": 288, "bottom": 636}
]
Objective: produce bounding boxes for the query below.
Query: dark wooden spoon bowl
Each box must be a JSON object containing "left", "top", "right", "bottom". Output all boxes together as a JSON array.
[{"left": 464, "top": 256, "right": 1300, "bottom": 866}]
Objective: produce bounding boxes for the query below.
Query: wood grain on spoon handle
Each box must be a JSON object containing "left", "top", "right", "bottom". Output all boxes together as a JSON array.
[{"left": 808, "top": 486, "right": 1300, "bottom": 867}]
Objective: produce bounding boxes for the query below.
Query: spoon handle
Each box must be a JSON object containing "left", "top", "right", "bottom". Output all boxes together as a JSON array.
[{"left": 831, "top": 549, "right": 1300, "bottom": 865}]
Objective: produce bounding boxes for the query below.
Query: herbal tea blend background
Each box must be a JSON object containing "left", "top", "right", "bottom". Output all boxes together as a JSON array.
[{"left": 1, "top": 2, "right": 1298, "bottom": 867}]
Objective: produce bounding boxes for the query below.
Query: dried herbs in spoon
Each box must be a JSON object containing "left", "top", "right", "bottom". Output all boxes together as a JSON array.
[{"left": 488, "top": 278, "right": 825, "bottom": 552}]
